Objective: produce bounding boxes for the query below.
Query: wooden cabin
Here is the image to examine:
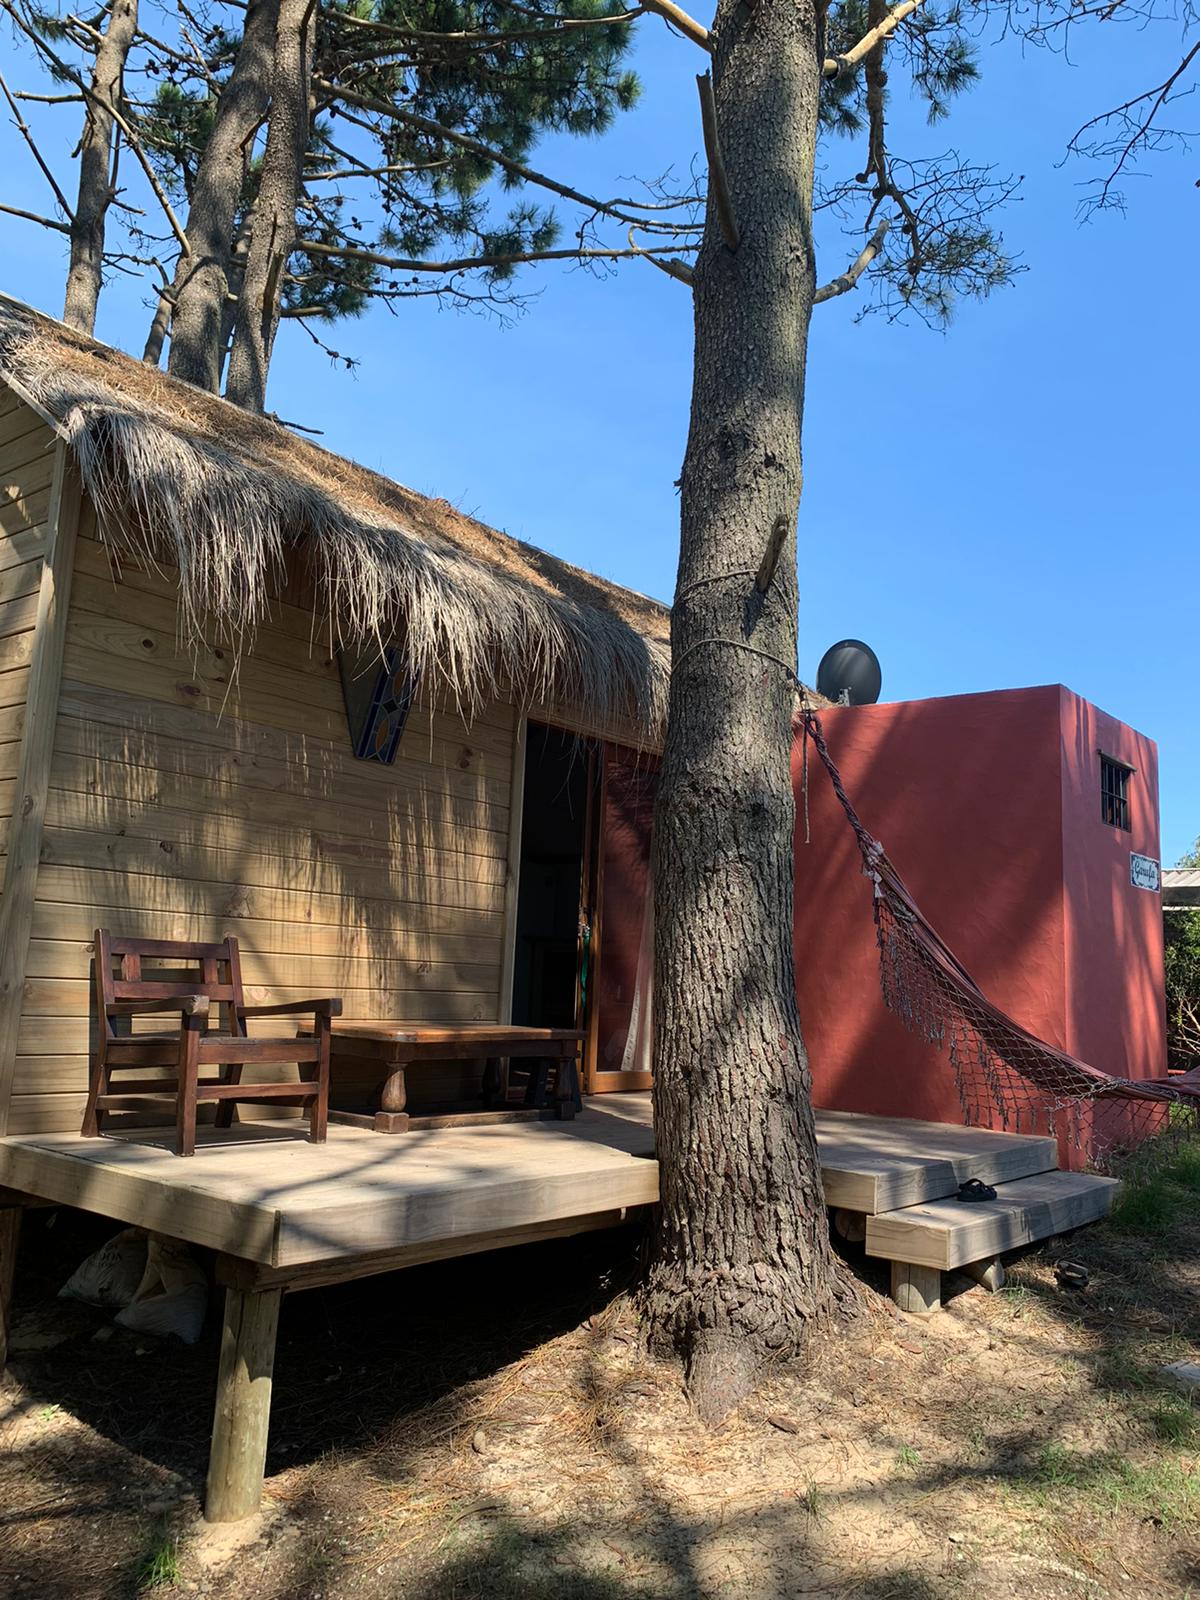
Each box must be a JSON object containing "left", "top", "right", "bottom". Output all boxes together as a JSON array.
[
  {"left": 0, "top": 295, "right": 1123, "bottom": 1522},
  {"left": 0, "top": 294, "right": 666, "bottom": 1136}
]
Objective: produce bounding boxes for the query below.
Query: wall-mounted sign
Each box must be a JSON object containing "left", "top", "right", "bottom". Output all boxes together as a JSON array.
[{"left": 1130, "top": 853, "right": 1161, "bottom": 893}]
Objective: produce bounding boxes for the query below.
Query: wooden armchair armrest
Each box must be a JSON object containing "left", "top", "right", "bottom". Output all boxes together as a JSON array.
[
  {"left": 237, "top": 998, "right": 343, "bottom": 1019},
  {"left": 105, "top": 995, "right": 211, "bottom": 1021}
]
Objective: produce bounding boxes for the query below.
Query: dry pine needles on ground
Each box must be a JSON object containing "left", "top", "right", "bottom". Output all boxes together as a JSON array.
[{"left": 3, "top": 1157, "right": 1200, "bottom": 1600}]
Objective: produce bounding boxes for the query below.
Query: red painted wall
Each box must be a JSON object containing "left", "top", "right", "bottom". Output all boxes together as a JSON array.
[
  {"left": 791, "top": 685, "right": 1165, "bottom": 1153},
  {"left": 1058, "top": 690, "right": 1166, "bottom": 1152}
]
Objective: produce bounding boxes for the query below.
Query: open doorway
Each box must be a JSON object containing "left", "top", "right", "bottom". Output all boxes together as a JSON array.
[{"left": 510, "top": 722, "right": 595, "bottom": 1029}]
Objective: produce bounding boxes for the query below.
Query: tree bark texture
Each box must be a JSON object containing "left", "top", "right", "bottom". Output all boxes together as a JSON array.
[
  {"left": 142, "top": 284, "right": 172, "bottom": 366},
  {"left": 62, "top": 0, "right": 139, "bottom": 334},
  {"left": 165, "top": 0, "right": 280, "bottom": 391},
  {"left": 224, "top": 0, "right": 312, "bottom": 412},
  {"left": 218, "top": 211, "right": 256, "bottom": 383},
  {"left": 643, "top": 0, "right": 848, "bottom": 1422}
]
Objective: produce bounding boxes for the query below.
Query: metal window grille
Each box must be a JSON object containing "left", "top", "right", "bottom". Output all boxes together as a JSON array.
[{"left": 1100, "top": 755, "right": 1132, "bottom": 831}]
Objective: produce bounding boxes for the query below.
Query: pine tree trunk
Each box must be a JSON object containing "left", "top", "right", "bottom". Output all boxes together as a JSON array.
[
  {"left": 642, "top": 0, "right": 850, "bottom": 1422},
  {"left": 218, "top": 210, "right": 256, "bottom": 383},
  {"left": 224, "top": 0, "right": 312, "bottom": 412},
  {"left": 142, "top": 285, "right": 171, "bottom": 366},
  {"left": 165, "top": 0, "right": 280, "bottom": 391},
  {"left": 62, "top": 0, "right": 138, "bottom": 334}
]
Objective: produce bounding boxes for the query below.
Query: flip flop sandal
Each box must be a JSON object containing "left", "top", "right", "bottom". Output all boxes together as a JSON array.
[
  {"left": 1055, "top": 1260, "right": 1090, "bottom": 1290},
  {"left": 955, "top": 1178, "right": 998, "bottom": 1203}
]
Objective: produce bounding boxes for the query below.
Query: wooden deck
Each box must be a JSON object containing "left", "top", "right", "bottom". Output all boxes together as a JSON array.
[
  {"left": 0, "top": 1093, "right": 1073, "bottom": 1272},
  {"left": 810, "top": 1109, "right": 1057, "bottom": 1213},
  {"left": 0, "top": 1095, "right": 659, "bottom": 1271},
  {"left": 0, "top": 1093, "right": 1118, "bottom": 1522}
]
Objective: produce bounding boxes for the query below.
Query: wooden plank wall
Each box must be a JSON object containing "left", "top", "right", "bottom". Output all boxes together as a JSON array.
[
  {"left": 0, "top": 394, "right": 57, "bottom": 908},
  {"left": 9, "top": 491, "right": 518, "bottom": 1134}
]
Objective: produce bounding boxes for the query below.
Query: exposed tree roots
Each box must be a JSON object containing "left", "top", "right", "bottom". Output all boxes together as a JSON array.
[{"left": 641, "top": 1250, "right": 865, "bottom": 1427}]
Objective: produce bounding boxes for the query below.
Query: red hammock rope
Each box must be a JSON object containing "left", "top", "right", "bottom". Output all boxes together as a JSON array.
[{"left": 797, "top": 705, "right": 1200, "bottom": 1162}]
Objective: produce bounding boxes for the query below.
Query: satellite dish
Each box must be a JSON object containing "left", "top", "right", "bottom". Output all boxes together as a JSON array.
[{"left": 816, "top": 639, "right": 882, "bottom": 706}]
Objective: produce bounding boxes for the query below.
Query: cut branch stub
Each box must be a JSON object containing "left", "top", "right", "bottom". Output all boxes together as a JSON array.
[
  {"left": 641, "top": 0, "right": 712, "bottom": 50},
  {"left": 755, "top": 514, "right": 789, "bottom": 595},
  {"left": 696, "top": 72, "right": 739, "bottom": 252}
]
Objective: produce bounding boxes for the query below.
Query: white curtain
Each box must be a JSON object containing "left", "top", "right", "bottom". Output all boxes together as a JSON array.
[{"left": 618, "top": 887, "right": 654, "bottom": 1076}]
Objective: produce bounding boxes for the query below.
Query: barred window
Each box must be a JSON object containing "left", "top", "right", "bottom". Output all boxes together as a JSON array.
[{"left": 1100, "top": 755, "right": 1133, "bottom": 832}]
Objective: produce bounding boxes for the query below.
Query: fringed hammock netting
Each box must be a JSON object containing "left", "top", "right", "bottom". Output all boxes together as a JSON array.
[{"left": 797, "top": 706, "right": 1200, "bottom": 1169}]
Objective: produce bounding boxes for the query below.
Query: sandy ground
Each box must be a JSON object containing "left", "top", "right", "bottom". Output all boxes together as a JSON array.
[{"left": 2, "top": 1185, "right": 1199, "bottom": 1600}]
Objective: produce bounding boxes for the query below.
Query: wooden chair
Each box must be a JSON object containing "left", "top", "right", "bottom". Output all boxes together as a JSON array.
[{"left": 82, "top": 931, "right": 343, "bottom": 1157}]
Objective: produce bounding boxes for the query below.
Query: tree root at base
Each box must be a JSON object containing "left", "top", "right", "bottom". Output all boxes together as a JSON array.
[
  {"left": 641, "top": 1256, "right": 866, "bottom": 1427},
  {"left": 684, "top": 1331, "right": 757, "bottom": 1426}
]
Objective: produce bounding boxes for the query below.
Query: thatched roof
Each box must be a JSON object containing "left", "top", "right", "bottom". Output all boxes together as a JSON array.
[{"left": 0, "top": 294, "right": 669, "bottom": 735}]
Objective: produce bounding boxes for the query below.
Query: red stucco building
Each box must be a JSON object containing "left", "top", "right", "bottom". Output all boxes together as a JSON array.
[{"left": 792, "top": 685, "right": 1166, "bottom": 1161}]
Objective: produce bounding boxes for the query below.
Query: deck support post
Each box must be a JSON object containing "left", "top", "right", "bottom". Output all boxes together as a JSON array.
[
  {"left": 890, "top": 1261, "right": 941, "bottom": 1316},
  {"left": 960, "top": 1256, "right": 1005, "bottom": 1293},
  {"left": 205, "top": 1284, "right": 282, "bottom": 1523},
  {"left": 832, "top": 1207, "right": 866, "bottom": 1243},
  {"left": 0, "top": 1206, "right": 21, "bottom": 1371}
]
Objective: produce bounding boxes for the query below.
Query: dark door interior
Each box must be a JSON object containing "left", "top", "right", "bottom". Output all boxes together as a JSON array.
[{"left": 511, "top": 722, "right": 592, "bottom": 1029}]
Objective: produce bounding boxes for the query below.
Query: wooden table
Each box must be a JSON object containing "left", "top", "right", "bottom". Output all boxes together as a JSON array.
[{"left": 324, "top": 1023, "right": 585, "bottom": 1134}]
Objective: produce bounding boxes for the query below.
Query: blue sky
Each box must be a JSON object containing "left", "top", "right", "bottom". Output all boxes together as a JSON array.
[{"left": 1, "top": 10, "right": 1196, "bottom": 860}]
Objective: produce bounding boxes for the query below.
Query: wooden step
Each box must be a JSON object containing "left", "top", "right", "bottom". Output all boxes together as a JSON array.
[
  {"left": 814, "top": 1110, "right": 1059, "bottom": 1214},
  {"left": 864, "top": 1169, "right": 1120, "bottom": 1272}
]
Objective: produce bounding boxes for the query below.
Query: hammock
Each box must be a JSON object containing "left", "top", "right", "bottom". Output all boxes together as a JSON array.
[{"left": 797, "top": 705, "right": 1200, "bottom": 1164}]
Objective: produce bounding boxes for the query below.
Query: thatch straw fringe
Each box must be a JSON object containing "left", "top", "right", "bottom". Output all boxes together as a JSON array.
[{"left": 0, "top": 297, "right": 669, "bottom": 737}]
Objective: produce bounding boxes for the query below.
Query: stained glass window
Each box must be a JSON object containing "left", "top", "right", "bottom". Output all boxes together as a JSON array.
[{"left": 338, "top": 646, "right": 417, "bottom": 764}]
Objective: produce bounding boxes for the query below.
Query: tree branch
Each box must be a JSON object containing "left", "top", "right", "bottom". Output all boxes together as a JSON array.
[
  {"left": 854, "top": 0, "right": 924, "bottom": 285},
  {"left": 306, "top": 158, "right": 453, "bottom": 183},
  {"left": 330, "top": 6, "right": 649, "bottom": 47},
  {"left": 814, "top": 218, "right": 889, "bottom": 302},
  {"left": 300, "top": 236, "right": 695, "bottom": 273},
  {"left": 822, "top": 0, "right": 923, "bottom": 78},
  {"left": 1068, "top": 39, "right": 1200, "bottom": 215},
  {"left": 1, "top": 0, "right": 191, "bottom": 257},
  {"left": 628, "top": 224, "right": 694, "bottom": 284},
  {"left": 0, "top": 67, "right": 74, "bottom": 220},
  {"left": 329, "top": 0, "right": 715, "bottom": 70},
  {"left": 290, "top": 312, "right": 359, "bottom": 369},
  {"left": 317, "top": 77, "right": 693, "bottom": 234},
  {"left": 13, "top": 90, "right": 86, "bottom": 104},
  {"left": 63, "top": 10, "right": 106, "bottom": 44},
  {"left": 0, "top": 199, "right": 70, "bottom": 233}
]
